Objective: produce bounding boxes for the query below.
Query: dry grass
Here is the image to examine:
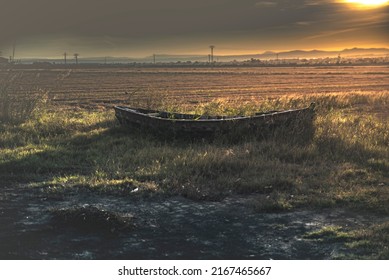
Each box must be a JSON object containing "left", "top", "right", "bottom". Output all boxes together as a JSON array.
[
  {"left": 1, "top": 89, "right": 387, "bottom": 208},
  {"left": 1, "top": 66, "right": 388, "bottom": 258},
  {"left": 0, "top": 73, "right": 48, "bottom": 124}
]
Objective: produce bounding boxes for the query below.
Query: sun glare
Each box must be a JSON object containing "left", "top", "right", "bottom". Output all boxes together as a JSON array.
[{"left": 343, "top": 0, "right": 389, "bottom": 7}]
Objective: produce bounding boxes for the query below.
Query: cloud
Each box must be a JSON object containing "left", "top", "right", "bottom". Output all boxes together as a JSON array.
[
  {"left": 255, "top": 1, "right": 278, "bottom": 8},
  {"left": 305, "top": 18, "right": 389, "bottom": 40},
  {"left": 295, "top": 21, "right": 312, "bottom": 26},
  {"left": 303, "top": 0, "right": 330, "bottom": 6}
]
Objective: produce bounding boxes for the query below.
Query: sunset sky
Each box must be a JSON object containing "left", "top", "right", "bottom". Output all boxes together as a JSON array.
[{"left": 0, "top": 0, "right": 388, "bottom": 58}]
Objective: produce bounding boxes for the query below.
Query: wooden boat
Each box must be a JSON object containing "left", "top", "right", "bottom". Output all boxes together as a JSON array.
[{"left": 114, "top": 103, "right": 315, "bottom": 137}]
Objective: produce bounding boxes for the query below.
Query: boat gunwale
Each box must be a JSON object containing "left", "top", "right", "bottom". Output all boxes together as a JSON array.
[{"left": 114, "top": 104, "right": 314, "bottom": 123}]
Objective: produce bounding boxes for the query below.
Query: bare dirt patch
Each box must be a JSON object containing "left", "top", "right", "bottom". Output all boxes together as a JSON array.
[{"left": 1, "top": 186, "right": 386, "bottom": 259}]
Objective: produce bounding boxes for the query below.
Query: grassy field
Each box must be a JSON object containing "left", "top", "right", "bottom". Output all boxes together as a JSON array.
[{"left": 1, "top": 66, "right": 388, "bottom": 259}]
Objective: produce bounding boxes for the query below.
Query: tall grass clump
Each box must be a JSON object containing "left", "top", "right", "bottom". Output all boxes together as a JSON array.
[{"left": 0, "top": 73, "right": 48, "bottom": 124}]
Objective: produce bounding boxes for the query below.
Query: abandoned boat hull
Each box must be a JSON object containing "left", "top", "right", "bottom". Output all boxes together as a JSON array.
[{"left": 114, "top": 104, "right": 315, "bottom": 137}]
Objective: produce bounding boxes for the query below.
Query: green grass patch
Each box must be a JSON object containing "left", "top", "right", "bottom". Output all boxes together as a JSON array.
[
  {"left": 304, "top": 222, "right": 389, "bottom": 259},
  {"left": 346, "top": 222, "right": 389, "bottom": 259},
  {"left": 304, "top": 226, "right": 356, "bottom": 242}
]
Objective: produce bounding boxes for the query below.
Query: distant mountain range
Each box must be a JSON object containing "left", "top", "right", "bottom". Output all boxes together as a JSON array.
[
  {"left": 257, "top": 48, "right": 389, "bottom": 60},
  {"left": 18, "top": 48, "right": 389, "bottom": 64}
]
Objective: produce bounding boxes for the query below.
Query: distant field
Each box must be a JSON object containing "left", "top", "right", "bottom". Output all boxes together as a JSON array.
[{"left": 1, "top": 66, "right": 388, "bottom": 113}]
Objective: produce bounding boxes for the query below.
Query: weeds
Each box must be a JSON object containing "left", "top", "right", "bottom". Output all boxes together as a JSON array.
[{"left": 0, "top": 73, "right": 48, "bottom": 124}]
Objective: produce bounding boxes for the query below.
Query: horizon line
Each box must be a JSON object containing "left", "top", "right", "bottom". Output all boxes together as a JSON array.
[{"left": 7, "top": 46, "right": 389, "bottom": 60}]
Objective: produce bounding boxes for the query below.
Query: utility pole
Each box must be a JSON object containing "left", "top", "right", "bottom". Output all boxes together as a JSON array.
[
  {"left": 209, "top": 45, "right": 215, "bottom": 63},
  {"left": 64, "top": 52, "right": 67, "bottom": 64},
  {"left": 74, "top": 53, "right": 79, "bottom": 65},
  {"left": 12, "top": 43, "right": 16, "bottom": 62},
  {"left": 153, "top": 54, "right": 156, "bottom": 64}
]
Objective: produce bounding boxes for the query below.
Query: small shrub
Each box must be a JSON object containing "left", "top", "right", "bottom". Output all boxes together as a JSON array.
[{"left": 0, "top": 73, "right": 48, "bottom": 124}]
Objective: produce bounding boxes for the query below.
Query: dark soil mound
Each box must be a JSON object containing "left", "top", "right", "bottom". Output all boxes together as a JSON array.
[{"left": 51, "top": 205, "right": 135, "bottom": 234}]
